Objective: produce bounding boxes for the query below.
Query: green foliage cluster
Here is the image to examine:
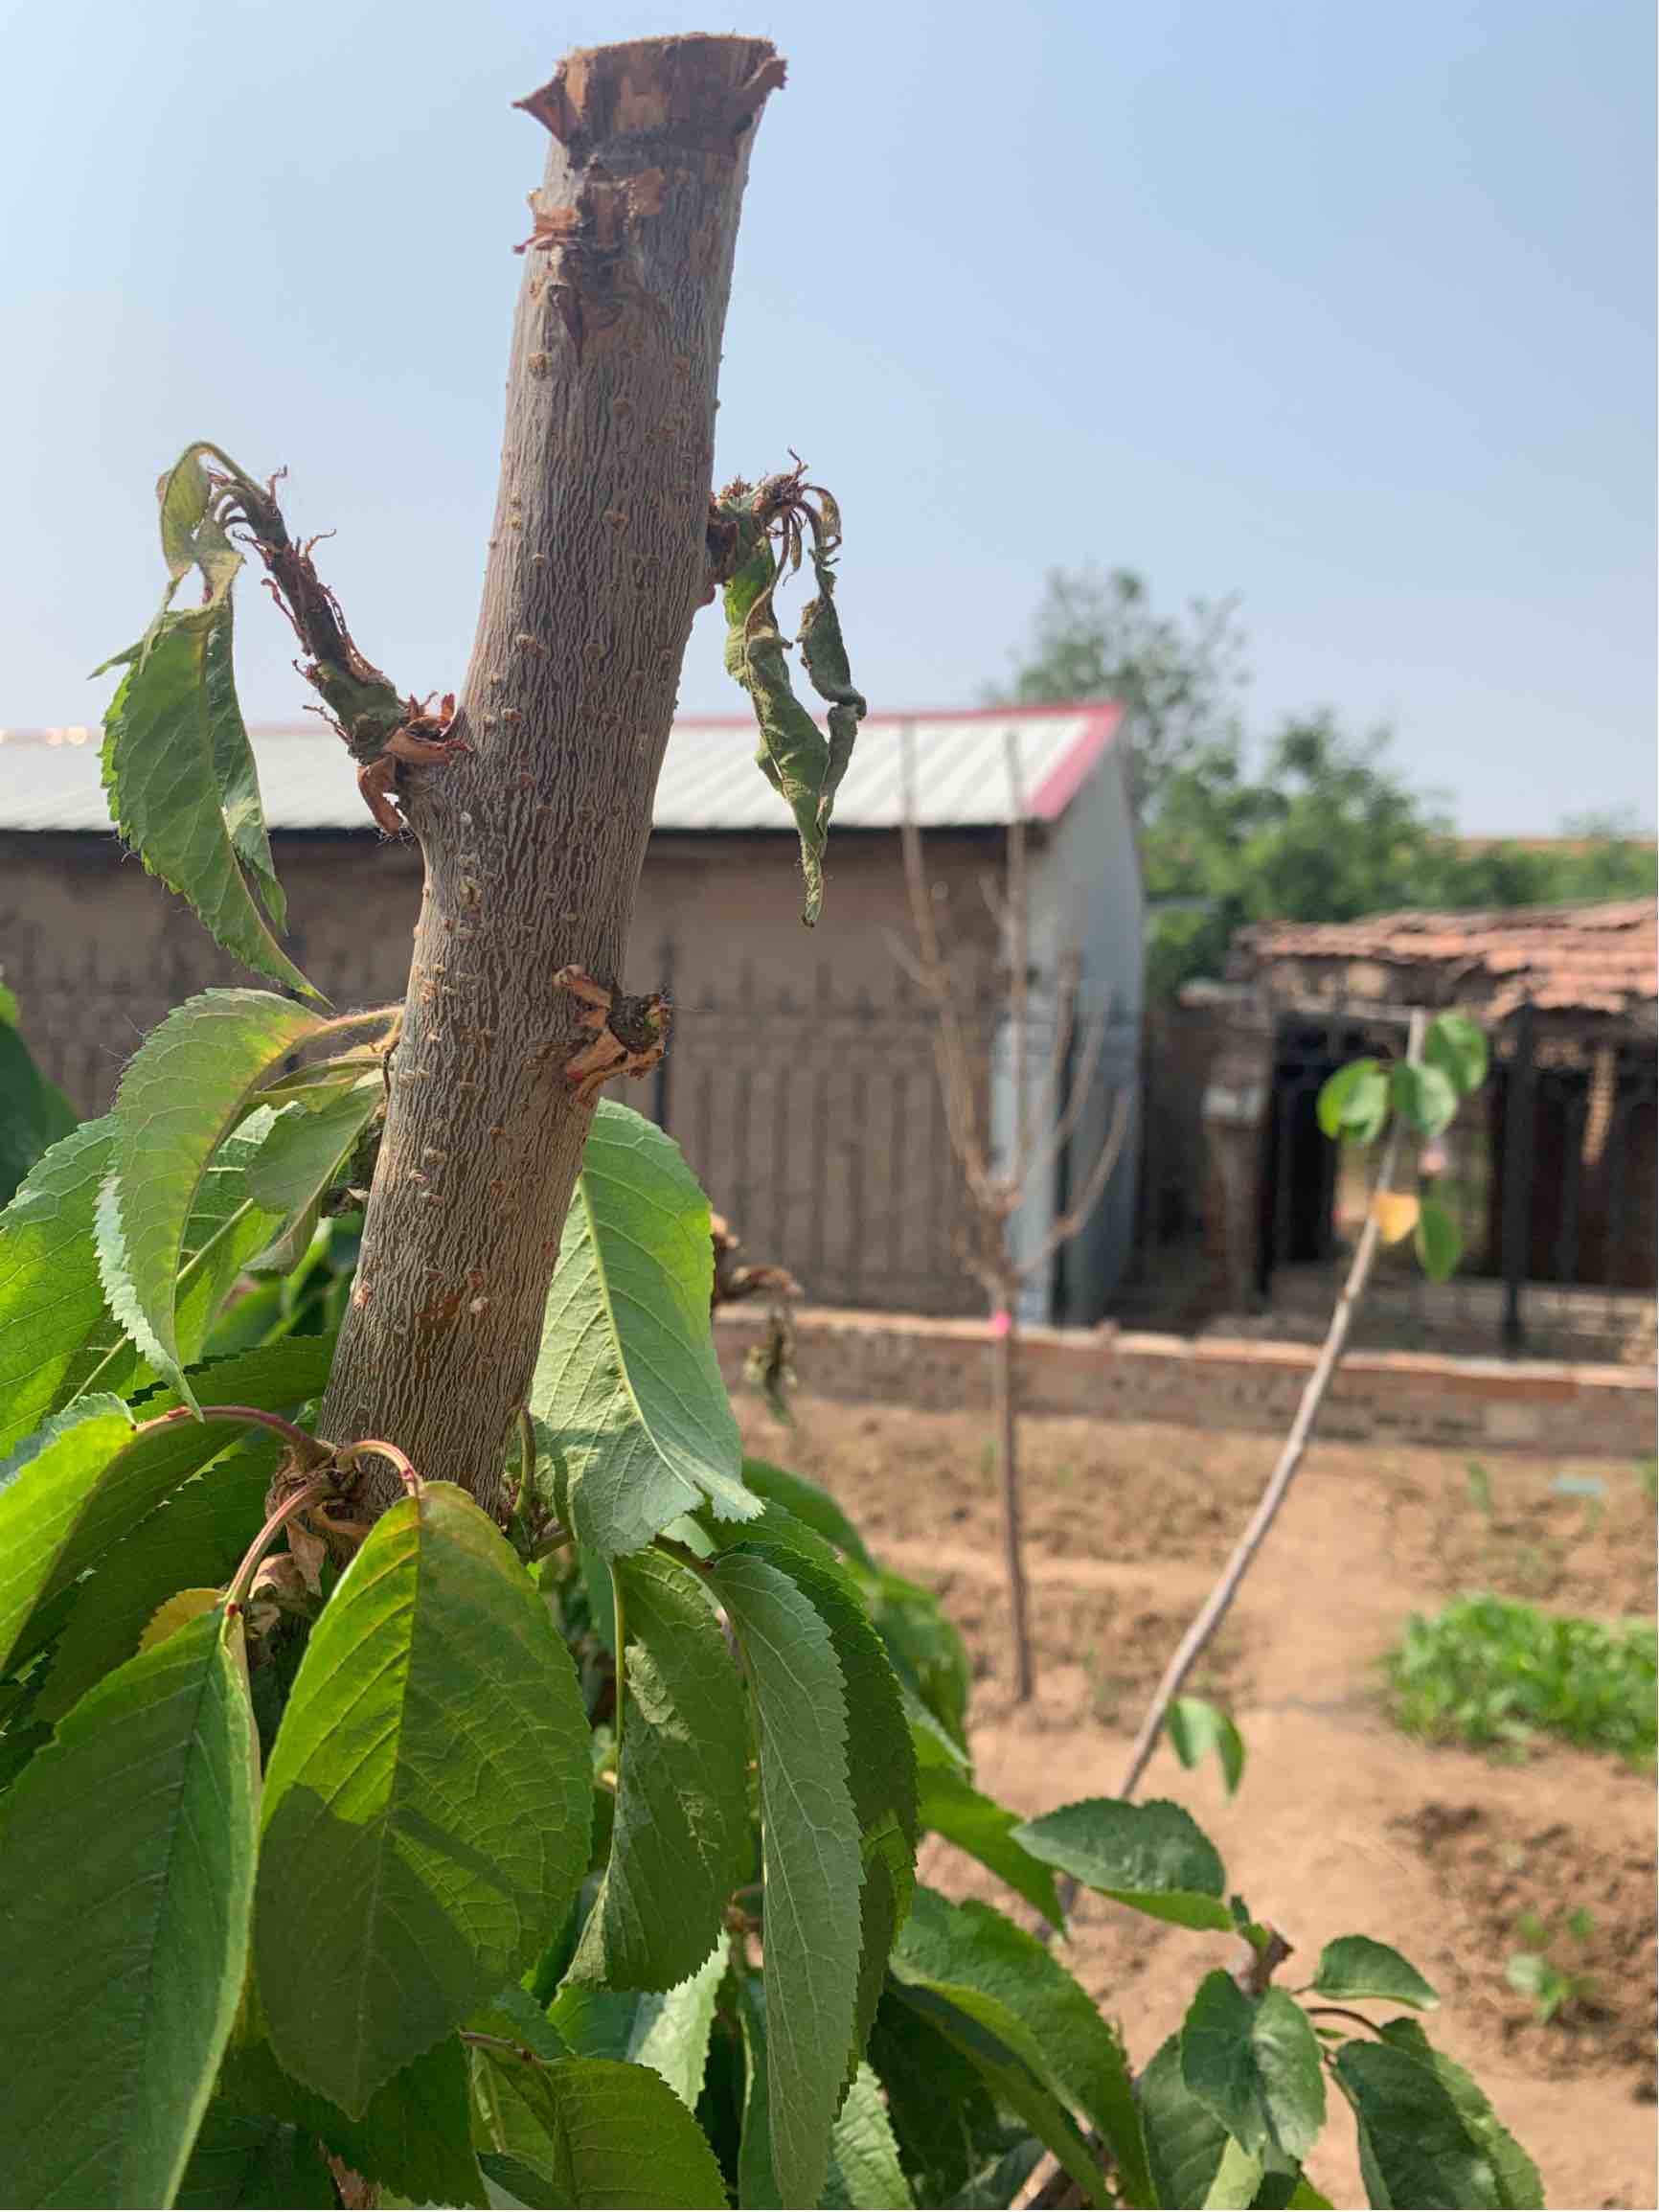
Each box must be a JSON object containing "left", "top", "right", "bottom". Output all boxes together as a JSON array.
[
  {"left": 1314, "top": 1012, "right": 1489, "bottom": 1282},
  {"left": 995, "top": 565, "right": 1655, "bottom": 997},
  {"left": 0, "top": 1018, "right": 1543, "bottom": 2206},
  {"left": 0, "top": 454, "right": 1544, "bottom": 2209},
  {"left": 1384, "top": 1594, "right": 1658, "bottom": 1764},
  {"left": 1143, "top": 721, "right": 1656, "bottom": 997}
]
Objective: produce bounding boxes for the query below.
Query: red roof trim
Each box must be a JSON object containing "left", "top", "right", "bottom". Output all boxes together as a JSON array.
[
  {"left": 1026, "top": 704, "right": 1125, "bottom": 822},
  {"left": 225, "top": 697, "right": 1127, "bottom": 740}
]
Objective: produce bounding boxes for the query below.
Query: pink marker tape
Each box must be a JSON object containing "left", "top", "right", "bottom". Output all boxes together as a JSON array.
[{"left": 989, "top": 1309, "right": 1012, "bottom": 1339}]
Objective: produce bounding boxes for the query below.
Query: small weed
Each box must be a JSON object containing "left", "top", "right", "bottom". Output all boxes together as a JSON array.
[
  {"left": 1383, "top": 1594, "right": 1657, "bottom": 1764},
  {"left": 1636, "top": 1456, "right": 1657, "bottom": 1508},
  {"left": 1466, "top": 1460, "right": 1494, "bottom": 1520},
  {"left": 1505, "top": 1905, "right": 1599, "bottom": 2022}
]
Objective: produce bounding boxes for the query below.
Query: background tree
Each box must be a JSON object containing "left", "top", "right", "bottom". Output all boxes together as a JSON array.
[
  {"left": 988, "top": 565, "right": 1250, "bottom": 810},
  {"left": 995, "top": 567, "right": 1656, "bottom": 998}
]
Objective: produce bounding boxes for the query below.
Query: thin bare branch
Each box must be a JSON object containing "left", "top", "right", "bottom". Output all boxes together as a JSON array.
[
  {"left": 978, "top": 867, "right": 1011, "bottom": 933},
  {"left": 1113, "top": 1009, "right": 1429, "bottom": 1797},
  {"left": 1020, "top": 988, "right": 1115, "bottom": 1202},
  {"left": 1016, "top": 1083, "right": 1132, "bottom": 1276}
]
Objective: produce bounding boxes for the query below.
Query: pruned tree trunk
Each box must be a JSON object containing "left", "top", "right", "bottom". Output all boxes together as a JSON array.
[{"left": 317, "top": 34, "right": 783, "bottom": 1507}]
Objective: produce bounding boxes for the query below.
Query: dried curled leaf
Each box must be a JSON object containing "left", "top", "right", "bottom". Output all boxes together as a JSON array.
[{"left": 716, "top": 467, "right": 867, "bottom": 924}]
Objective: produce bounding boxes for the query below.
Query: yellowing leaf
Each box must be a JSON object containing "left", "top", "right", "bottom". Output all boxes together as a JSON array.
[
  {"left": 139, "top": 1588, "right": 224, "bottom": 1653},
  {"left": 1372, "top": 1191, "right": 1420, "bottom": 1245}
]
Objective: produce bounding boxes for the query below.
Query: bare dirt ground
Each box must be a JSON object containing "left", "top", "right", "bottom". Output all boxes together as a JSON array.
[{"left": 737, "top": 1396, "right": 1658, "bottom": 2211}]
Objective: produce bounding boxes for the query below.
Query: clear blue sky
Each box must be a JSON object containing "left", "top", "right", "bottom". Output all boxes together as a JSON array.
[{"left": 3, "top": 0, "right": 1651, "bottom": 832}]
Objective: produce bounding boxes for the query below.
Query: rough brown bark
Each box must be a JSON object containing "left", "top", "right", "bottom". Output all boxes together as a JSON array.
[{"left": 317, "top": 34, "right": 783, "bottom": 1508}]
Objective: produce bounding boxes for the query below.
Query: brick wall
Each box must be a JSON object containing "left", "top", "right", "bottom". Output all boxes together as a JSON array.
[{"left": 716, "top": 1306, "right": 1656, "bottom": 1458}]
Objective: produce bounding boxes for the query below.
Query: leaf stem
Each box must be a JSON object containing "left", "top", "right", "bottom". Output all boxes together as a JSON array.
[
  {"left": 305, "top": 1005, "right": 402, "bottom": 1046},
  {"left": 225, "top": 1471, "right": 339, "bottom": 1613},
  {"left": 342, "top": 1439, "right": 423, "bottom": 1495},
  {"left": 511, "top": 1405, "right": 535, "bottom": 1527},
  {"left": 1304, "top": 2004, "right": 1387, "bottom": 2039},
  {"left": 136, "top": 1402, "right": 333, "bottom": 1466}
]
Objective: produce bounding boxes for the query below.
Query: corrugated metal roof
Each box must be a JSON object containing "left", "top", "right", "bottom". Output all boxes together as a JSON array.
[{"left": 0, "top": 703, "right": 1123, "bottom": 836}]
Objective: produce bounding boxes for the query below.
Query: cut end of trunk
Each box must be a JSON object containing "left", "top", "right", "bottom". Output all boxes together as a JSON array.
[{"left": 516, "top": 33, "right": 784, "bottom": 158}]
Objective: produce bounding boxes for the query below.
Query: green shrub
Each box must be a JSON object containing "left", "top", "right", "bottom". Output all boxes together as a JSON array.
[{"left": 1384, "top": 1594, "right": 1657, "bottom": 1763}]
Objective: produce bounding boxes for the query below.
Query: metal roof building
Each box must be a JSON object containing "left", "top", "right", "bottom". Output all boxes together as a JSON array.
[
  {"left": 0, "top": 700, "right": 1144, "bottom": 1324},
  {"left": 0, "top": 701, "right": 1123, "bottom": 834}
]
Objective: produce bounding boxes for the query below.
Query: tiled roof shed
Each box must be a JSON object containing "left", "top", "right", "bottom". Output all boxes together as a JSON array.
[{"left": 1230, "top": 900, "right": 1658, "bottom": 1026}]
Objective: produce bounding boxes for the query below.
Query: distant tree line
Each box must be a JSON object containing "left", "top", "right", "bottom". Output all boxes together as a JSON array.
[{"left": 990, "top": 565, "right": 1656, "bottom": 996}]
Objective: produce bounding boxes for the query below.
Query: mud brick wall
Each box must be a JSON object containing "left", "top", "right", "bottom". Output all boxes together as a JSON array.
[{"left": 716, "top": 1307, "right": 1656, "bottom": 1459}]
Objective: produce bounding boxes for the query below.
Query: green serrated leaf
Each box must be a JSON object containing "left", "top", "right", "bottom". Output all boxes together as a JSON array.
[
  {"left": 1332, "top": 2019, "right": 1541, "bottom": 2208},
  {"left": 0, "top": 1334, "right": 337, "bottom": 1681},
  {"left": 154, "top": 442, "right": 244, "bottom": 612},
  {"left": 1180, "top": 1974, "right": 1326, "bottom": 2163},
  {"left": 1168, "top": 1696, "right": 1247, "bottom": 1795},
  {"left": 218, "top": 2033, "right": 489, "bottom": 2208},
  {"left": 1314, "top": 1060, "right": 1380, "bottom": 1141},
  {"left": 100, "top": 603, "right": 317, "bottom": 995},
  {"left": 739, "top": 1456, "right": 875, "bottom": 1567},
  {"left": 256, "top": 1483, "right": 592, "bottom": 2114},
  {"left": 1424, "top": 1012, "right": 1489, "bottom": 1098},
  {"left": 1310, "top": 1936, "right": 1439, "bottom": 2012},
  {"left": 914, "top": 1761, "right": 1066, "bottom": 1927},
  {"left": 895, "top": 1888, "right": 1154, "bottom": 2207},
  {"left": 0, "top": 1117, "right": 139, "bottom": 1460},
  {"left": 904, "top": 1683, "right": 972, "bottom": 1773},
  {"left": 733, "top": 1532, "right": 919, "bottom": 2073},
  {"left": 0, "top": 1396, "right": 137, "bottom": 1673},
  {"left": 469, "top": 1985, "right": 574, "bottom": 2066},
  {"left": 38, "top": 1442, "right": 274, "bottom": 1719},
  {"left": 1011, "top": 1797, "right": 1236, "bottom": 1931},
  {"left": 824, "top": 2062, "right": 916, "bottom": 2210},
  {"left": 472, "top": 2053, "right": 729, "bottom": 2207},
  {"left": 861, "top": 1562, "right": 973, "bottom": 1745},
  {"left": 552, "top": 1933, "right": 728, "bottom": 2110},
  {"left": 1415, "top": 1197, "right": 1462, "bottom": 1283},
  {"left": 0, "top": 994, "right": 78, "bottom": 1211},
  {"left": 568, "top": 1550, "right": 749, "bottom": 1992},
  {"left": 867, "top": 1992, "right": 1011, "bottom": 2206},
  {"left": 0, "top": 1607, "right": 258, "bottom": 2209},
  {"left": 171, "top": 1121, "right": 286, "bottom": 1354},
  {"left": 1389, "top": 1060, "right": 1458, "bottom": 1139},
  {"left": 706, "top": 1548, "right": 862, "bottom": 2208},
  {"left": 175, "top": 2105, "right": 336, "bottom": 2209},
  {"left": 886, "top": 1976, "right": 1111, "bottom": 2208},
  {"left": 1140, "top": 2034, "right": 1252, "bottom": 2209},
  {"left": 97, "top": 990, "right": 325, "bottom": 1399},
  {"left": 531, "top": 1105, "right": 760, "bottom": 1559},
  {"left": 739, "top": 1982, "right": 917, "bottom": 2212},
  {"left": 244, "top": 1083, "right": 381, "bottom": 1274}
]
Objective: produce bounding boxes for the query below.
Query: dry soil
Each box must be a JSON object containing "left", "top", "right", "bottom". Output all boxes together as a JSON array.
[{"left": 736, "top": 1395, "right": 1658, "bottom": 2211}]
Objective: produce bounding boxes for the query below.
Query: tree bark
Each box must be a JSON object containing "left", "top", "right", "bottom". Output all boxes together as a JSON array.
[{"left": 316, "top": 34, "right": 783, "bottom": 1508}]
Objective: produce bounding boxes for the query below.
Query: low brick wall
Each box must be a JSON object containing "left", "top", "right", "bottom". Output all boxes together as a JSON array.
[{"left": 716, "top": 1307, "right": 1657, "bottom": 1458}]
